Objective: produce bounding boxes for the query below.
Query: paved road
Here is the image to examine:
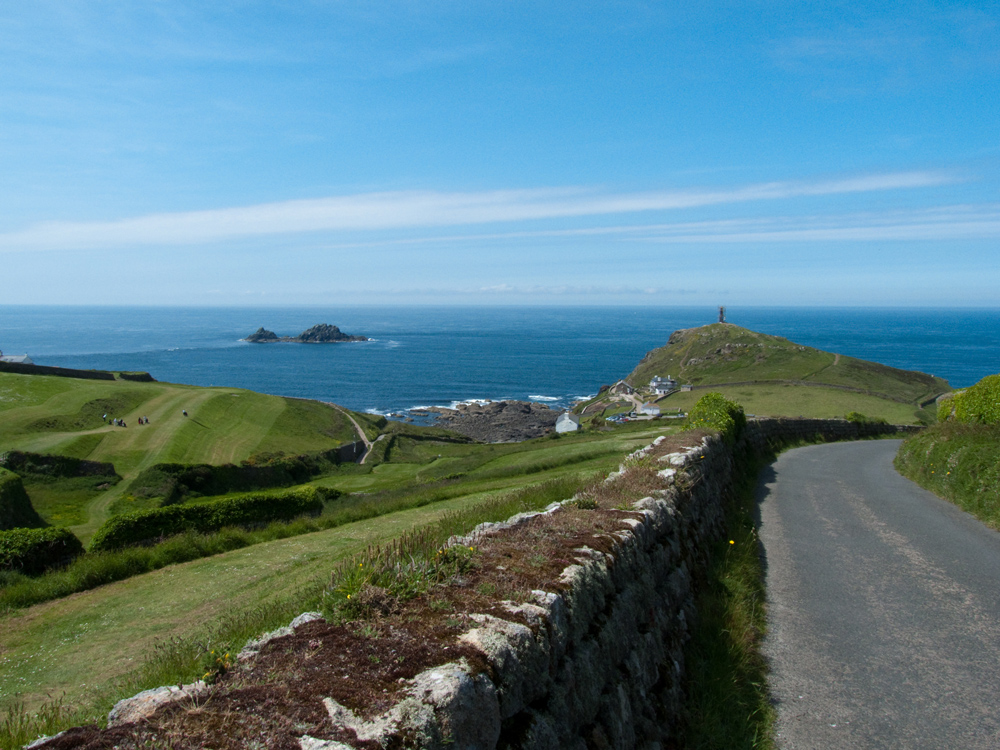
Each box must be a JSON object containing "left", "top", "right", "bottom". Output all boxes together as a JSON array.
[{"left": 758, "top": 440, "right": 1000, "bottom": 749}]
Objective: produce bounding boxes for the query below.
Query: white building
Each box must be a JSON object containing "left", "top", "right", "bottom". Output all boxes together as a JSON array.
[
  {"left": 638, "top": 402, "right": 661, "bottom": 416},
  {"left": 0, "top": 353, "right": 33, "bottom": 365},
  {"left": 649, "top": 375, "right": 678, "bottom": 395},
  {"left": 555, "top": 412, "right": 581, "bottom": 433}
]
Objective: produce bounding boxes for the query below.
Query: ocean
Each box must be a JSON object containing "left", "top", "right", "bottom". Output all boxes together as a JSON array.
[{"left": 0, "top": 306, "right": 997, "bottom": 418}]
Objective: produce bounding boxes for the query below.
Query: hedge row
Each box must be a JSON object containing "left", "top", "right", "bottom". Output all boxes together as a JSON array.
[
  {"left": 942, "top": 374, "right": 1000, "bottom": 425},
  {"left": 685, "top": 392, "right": 747, "bottom": 444},
  {"left": 0, "top": 468, "right": 45, "bottom": 530},
  {"left": 126, "top": 448, "right": 353, "bottom": 504},
  {"left": 0, "top": 526, "right": 84, "bottom": 574},
  {"left": 0, "top": 450, "right": 119, "bottom": 480},
  {"left": 89, "top": 486, "right": 330, "bottom": 551},
  {"left": 0, "top": 360, "right": 116, "bottom": 380},
  {"left": 117, "top": 371, "right": 156, "bottom": 382}
]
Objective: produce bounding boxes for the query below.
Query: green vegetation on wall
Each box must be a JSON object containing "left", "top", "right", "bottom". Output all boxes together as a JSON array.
[
  {"left": 685, "top": 392, "right": 746, "bottom": 444},
  {"left": 944, "top": 374, "right": 1000, "bottom": 425},
  {"left": 895, "top": 421, "right": 1000, "bottom": 530}
]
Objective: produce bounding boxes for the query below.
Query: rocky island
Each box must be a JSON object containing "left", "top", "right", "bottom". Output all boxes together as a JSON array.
[{"left": 244, "top": 324, "right": 369, "bottom": 343}]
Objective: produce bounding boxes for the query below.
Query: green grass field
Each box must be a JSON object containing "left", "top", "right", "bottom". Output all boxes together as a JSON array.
[
  {"left": 653, "top": 383, "right": 927, "bottom": 424},
  {"left": 0, "top": 373, "right": 361, "bottom": 541},
  {"left": 0, "top": 422, "right": 667, "bottom": 722}
]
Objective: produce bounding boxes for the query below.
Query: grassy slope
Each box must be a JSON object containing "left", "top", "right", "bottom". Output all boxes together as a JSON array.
[
  {"left": 630, "top": 324, "right": 948, "bottom": 399},
  {"left": 0, "top": 425, "right": 666, "bottom": 716},
  {"left": 651, "top": 384, "right": 924, "bottom": 423},
  {"left": 0, "top": 373, "right": 360, "bottom": 541},
  {"left": 612, "top": 323, "right": 950, "bottom": 423},
  {"left": 894, "top": 422, "right": 1000, "bottom": 530}
]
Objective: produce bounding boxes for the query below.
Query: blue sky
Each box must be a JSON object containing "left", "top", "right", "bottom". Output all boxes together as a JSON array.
[{"left": 1, "top": 1, "right": 998, "bottom": 306}]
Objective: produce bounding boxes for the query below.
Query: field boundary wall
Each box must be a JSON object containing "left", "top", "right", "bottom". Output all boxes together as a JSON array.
[{"left": 94, "top": 418, "right": 913, "bottom": 749}]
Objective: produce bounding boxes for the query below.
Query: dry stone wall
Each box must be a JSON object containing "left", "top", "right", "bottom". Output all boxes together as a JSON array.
[
  {"left": 89, "top": 418, "right": 913, "bottom": 750},
  {"left": 289, "top": 418, "right": 912, "bottom": 748}
]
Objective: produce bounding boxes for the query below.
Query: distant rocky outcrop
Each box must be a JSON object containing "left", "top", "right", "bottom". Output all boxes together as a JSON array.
[
  {"left": 245, "top": 327, "right": 280, "bottom": 343},
  {"left": 244, "top": 324, "right": 368, "bottom": 343},
  {"left": 427, "top": 401, "right": 559, "bottom": 442},
  {"left": 295, "top": 323, "right": 368, "bottom": 343}
]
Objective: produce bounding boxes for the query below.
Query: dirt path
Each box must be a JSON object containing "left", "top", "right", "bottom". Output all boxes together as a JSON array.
[{"left": 325, "top": 403, "right": 374, "bottom": 463}]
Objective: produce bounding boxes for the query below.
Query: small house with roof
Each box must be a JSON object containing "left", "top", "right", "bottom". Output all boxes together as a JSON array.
[
  {"left": 0, "top": 352, "right": 33, "bottom": 365},
  {"left": 638, "top": 402, "right": 661, "bottom": 416},
  {"left": 649, "top": 375, "right": 678, "bottom": 395},
  {"left": 608, "top": 380, "right": 635, "bottom": 396},
  {"left": 555, "top": 412, "right": 581, "bottom": 433}
]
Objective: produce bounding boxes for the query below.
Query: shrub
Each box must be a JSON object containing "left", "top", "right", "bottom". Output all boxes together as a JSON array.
[
  {"left": 89, "top": 486, "right": 329, "bottom": 551},
  {"left": 126, "top": 450, "right": 345, "bottom": 504},
  {"left": 0, "top": 526, "right": 84, "bottom": 574},
  {"left": 845, "top": 411, "right": 887, "bottom": 425},
  {"left": 0, "top": 468, "right": 45, "bottom": 530},
  {"left": 952, "top": 374, "right": 1000, "bottom": 425},
  {"left": 937, "top": 393, "right": 956, "bottom": 423},
  {"left": 685, "top": 392, "right": 746, "bottom": 444}
]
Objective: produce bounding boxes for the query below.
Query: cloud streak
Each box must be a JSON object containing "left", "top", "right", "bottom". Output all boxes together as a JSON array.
[
  {"left": 0, "top": 170, "right": 953, "bottom": 252},
  {"left": 295, "top": 203, "right": 1000, "bottom": 251}
]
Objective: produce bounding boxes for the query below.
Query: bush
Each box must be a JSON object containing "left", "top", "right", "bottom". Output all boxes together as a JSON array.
[
  {"left": 126, "top": 450, "right": 345, "bottom": 504},
  {"left": 89, "top": 487, "right": 329, "bottom": 551},
  {"left": 845, "top": 411, "right": 888, "bottom": 425},
  {"left": 0, "top": 468, "right": 45, "bottom": 530},
  {"left": 937, "top": 394, "right": 955, "bottom": 422},
  {"left": 951, "top": 374, "right": 1000, "bottom": 425},
  {"left": 0, "top": 526, "right": 84, "bottom": 574},
  {"left": 685, "top": 392, "right": 746, "bottom": 444}
]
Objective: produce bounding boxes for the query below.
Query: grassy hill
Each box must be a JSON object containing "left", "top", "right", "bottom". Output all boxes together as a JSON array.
[
  {"left": 580, "top": 323, "right": 950, "bottom": 424},
  {"left": 0, "top": 372, "right": 368, "bottom": 540}
]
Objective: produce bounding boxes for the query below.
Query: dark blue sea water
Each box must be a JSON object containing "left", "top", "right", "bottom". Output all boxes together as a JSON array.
[{"left": 1, "top": 306, "right": 997, "bottom": 416}]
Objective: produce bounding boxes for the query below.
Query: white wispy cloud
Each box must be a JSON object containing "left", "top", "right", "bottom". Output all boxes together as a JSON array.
[
  {"left": 0, "top": 170, "right": 953, "bottom": 252},
  {"left": 306, "top": 203, "right": 1000, "bottom": 249}
]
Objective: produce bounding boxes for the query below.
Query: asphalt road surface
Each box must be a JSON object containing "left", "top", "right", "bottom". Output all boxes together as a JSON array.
[{"left": 758, "top": 439, "right": 1000, "bottom": 749}]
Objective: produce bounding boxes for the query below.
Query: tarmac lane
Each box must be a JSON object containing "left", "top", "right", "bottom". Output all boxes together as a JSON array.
[{"left": 757, "top": 439, "right": 1000, "bottom": 749}]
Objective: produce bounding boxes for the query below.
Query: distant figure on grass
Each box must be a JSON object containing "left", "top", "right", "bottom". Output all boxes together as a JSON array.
[{"left": 182, "top": 410, "right": 188, "bottom": 417}]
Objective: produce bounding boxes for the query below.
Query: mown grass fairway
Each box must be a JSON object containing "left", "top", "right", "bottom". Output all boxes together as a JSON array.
[
  {"left": 0, "top": 424, "right": 665, "bottom": 721},
  {"left": 0, "top": 372, "right": 360, "bottom": 541}
]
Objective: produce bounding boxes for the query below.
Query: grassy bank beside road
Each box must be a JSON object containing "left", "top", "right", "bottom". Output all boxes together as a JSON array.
[{"left": 895, "top": 422, "right": 1000, "bottom": 530}]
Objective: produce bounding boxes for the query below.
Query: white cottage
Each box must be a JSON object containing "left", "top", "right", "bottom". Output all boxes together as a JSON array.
[
  {"left": 555, "top": 412, "right": 581, "bottom": 433},
  {"left": 0, "top": 353, "right": 33, "bottom": 365},
  {"left": 649, "top": 375, "right": 678, "bottom": 395}
]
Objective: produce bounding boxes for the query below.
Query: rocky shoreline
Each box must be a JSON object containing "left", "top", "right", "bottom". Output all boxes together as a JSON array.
[
  {"left": 414, "top": 400, "right": 560, "bottom": 442},
  {"left": 244, "top": 323, "right": 369, "bottom": 343}
]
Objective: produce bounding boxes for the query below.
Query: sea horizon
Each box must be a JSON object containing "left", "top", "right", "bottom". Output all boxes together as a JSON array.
[{"left": 2, "top": 305, "right": 997, "bottom": 417}]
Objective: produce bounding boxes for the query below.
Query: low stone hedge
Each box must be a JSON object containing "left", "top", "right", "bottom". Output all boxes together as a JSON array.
[
  {"left": 0, "top": 526, "right": 84, "bottom": 574},
  {"left": 88, "top": 486, "right": 328, "bottom": 552}
]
